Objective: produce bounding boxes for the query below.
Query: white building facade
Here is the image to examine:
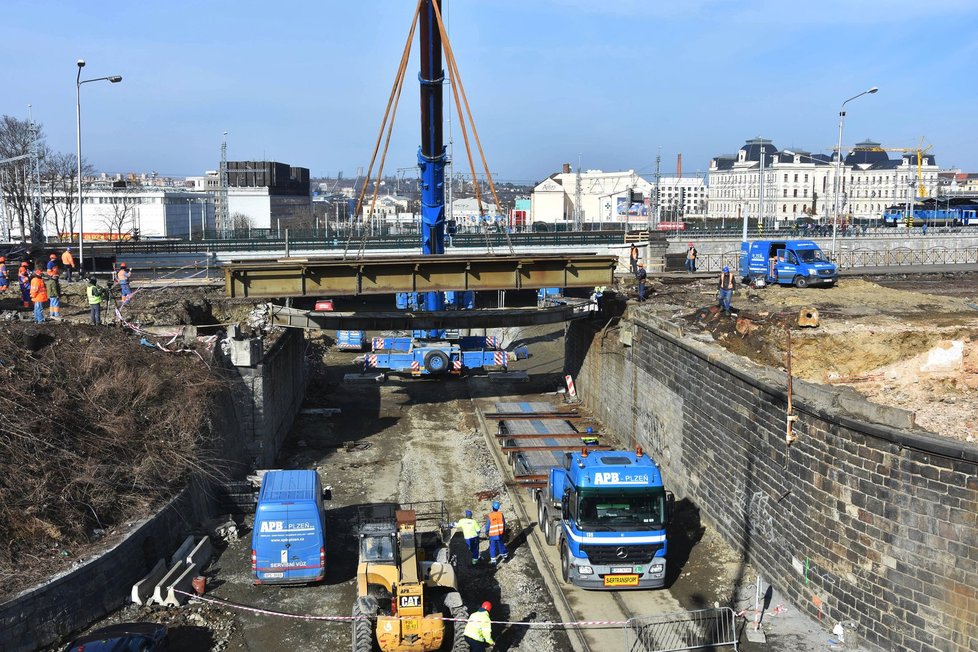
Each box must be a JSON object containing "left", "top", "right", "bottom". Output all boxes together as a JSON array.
[
  {"left": 530, "top": 167, "right": 706, "bottom": 228},
  {"left": 66, "top": 184, "right": 214, "bottom": 240},
  {"left": 708, "top": 138, "right": 940, "bottom": 224}
]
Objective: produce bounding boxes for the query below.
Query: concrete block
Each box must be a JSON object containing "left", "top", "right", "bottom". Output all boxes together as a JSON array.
[
  {"left": 230, "top": 337, "right": 262, "bottom": 367},
  {"left": 162, "top": 562, "right": 200, "bottom": 607},
  {"left": 150, "top": 561, "right": 189, "bottom": 606},
  {"left": 185, "top": 536, "right": 213, "bottom": 569},
  {"left": 130, "top": 559, "right": 167, "bottom": 606},
  {"left": 170, "top": 535, "right": 195, "bottom": 567}
]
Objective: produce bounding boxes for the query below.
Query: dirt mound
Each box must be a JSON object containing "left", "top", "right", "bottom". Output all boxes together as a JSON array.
[{"left": 0, "top": 323, "right": 225, "bottom": 600}]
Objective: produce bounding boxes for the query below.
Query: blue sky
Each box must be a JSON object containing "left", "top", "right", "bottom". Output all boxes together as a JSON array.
[{"left": 2, "top": 0, "right": 976, "bottom": 183}]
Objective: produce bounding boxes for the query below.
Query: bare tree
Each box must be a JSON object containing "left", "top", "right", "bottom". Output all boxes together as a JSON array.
[
  {"left": 0, "top": 115, "right": 48, "bottom": 243},
  {"left": 231, "top": 212, "right": 253, "bottom": 231},
  {"left": 42, "top": 152, "right": 93, "bottom": 240},
  {"left": 101, "top": 181, "right": 142, "bottom": 240}
]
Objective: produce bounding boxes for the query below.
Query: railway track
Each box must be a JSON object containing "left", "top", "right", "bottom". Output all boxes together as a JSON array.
[{"left": 470, "top": 392, "right": 686, "bottom": 652}]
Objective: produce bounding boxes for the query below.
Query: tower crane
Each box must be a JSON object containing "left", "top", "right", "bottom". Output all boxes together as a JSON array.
[{"left": 864, "top": 139, "right": 933, "bottom": 198}]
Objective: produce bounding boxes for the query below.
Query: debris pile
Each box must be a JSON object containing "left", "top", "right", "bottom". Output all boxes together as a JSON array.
[{"left": 0, "top": 323, "right": 225, "bottom": 599}]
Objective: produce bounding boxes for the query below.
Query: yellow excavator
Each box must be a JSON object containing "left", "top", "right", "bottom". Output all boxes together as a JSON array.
[{"left": 352, "top": 502, "right": 468, "bottom": 652}]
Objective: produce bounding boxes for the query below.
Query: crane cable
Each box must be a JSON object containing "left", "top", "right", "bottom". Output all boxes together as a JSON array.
[
  {"left": 431, "top": 1, "right": 514, "bottom": 255},
  {"left": 343, "top": 0, "right": 422, "bottom": 260}
]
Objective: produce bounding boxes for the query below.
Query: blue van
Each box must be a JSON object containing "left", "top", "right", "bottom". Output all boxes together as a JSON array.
[
  {"left": 739, "top": 239, "right": 837, "bottom": 288},
  {"left": 251, "top": 470, "right": 327, "bottom": 585}
]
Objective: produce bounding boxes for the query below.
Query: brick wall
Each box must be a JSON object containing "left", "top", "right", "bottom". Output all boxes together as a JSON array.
[
  {"left": 566, "top": 314, "right": 978, "bottom": 651},
  {"left": 224, "top": 328, "right": 307, "bottom": 468}
]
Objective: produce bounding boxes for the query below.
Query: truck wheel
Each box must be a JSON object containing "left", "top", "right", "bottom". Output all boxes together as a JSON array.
[
  {"left": 560, "top": 545, "right": 570, "bottom": 583},
  {"left": 352, "top": 596, "right": 378, "bottom": 652},
  {"left": 536, "top": 493, "right": 546, "bottom": 528},
  {"left": 424, "top": 350, "right": 450, "bottom": 375},
  {"left": 793, "top": 276, "right": 809, "bottom": 289},
  {"left": 544, "top": 510, "right": 558, "bottom": 546}
]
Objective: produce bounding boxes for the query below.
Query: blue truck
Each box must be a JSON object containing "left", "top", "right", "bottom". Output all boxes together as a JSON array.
[
  {"left": 534, "top": 448, "right": 673, "bottom": 589},
  {"left": 366, "top": 335, "right": 527, "bottom": 376},
  {"left": 251, "top": 470, "right": 328, "bottom": 585},
  {"left": 739, "top": 239, "right": 838, "bottom": 288}
]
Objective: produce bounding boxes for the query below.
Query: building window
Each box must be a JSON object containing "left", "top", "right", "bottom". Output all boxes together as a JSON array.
[
  {"left": 803, "top": 189, "right": 808, "bottom": 197},
  {"left": 782, "top": 204, "right": 787, "bottom": 213},
  {"left": 804, "top": 174, "right": 809, "bottom": 183},
  {"left": 783, "top": 174, "right": 788, "bottom": 182},
  {"left": 794, "top": 174, "right": 798, "bottom": 182},
  {"left": 793, "top": 189, "right": 798, "bottom": 197},
  {"left": 783, "top": 189, "right": 787, "bottom": 197}
]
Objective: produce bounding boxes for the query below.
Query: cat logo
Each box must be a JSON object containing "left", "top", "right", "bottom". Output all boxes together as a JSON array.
[{"left": 399, "top": 595, "right": 421, "bottom": 608}]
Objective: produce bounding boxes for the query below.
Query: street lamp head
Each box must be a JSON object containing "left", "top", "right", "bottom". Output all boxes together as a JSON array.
[
  {"left": 108, "top": 76, "right": 123, "bottom": 83},
  {"left": 77, "top": 59, "right": 86, "bottom": 68},
  {"left": 868, "top": 86, "right": 879, "bottom": 94}
]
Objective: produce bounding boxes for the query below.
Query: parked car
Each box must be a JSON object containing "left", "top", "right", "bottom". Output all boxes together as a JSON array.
[{"left": 63, "top": 622, "right": 168, "bottom": 651}]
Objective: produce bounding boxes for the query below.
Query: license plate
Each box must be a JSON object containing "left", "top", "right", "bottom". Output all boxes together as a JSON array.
[
  {"left": 403, "top": 619, "right": 420, "bottom": 633},
  {"left": 611, "top": 566, "right": 632, "bottom": 574},
  {"left": 262, "top": 572, "right": 284, "bottom": 578},
  {"left": 604, "top": 574, "right": 639, "bottom": 587}
]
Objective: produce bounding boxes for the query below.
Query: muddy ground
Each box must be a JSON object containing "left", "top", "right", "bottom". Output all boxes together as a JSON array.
[{"left": 637, "top": 272, "right": 978, "bottom": 440}]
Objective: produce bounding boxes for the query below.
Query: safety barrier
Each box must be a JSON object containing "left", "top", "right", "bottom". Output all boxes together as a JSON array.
[
  {"left": 624, "top": 608, "right": 739, "bottom": 652},
  {"left": 692, "top": 247, "right": 978, "bottom": 273}
]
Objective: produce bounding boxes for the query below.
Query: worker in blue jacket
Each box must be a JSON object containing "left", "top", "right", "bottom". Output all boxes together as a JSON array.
[{"left": 485, "top": 501, "right": 508, "bottom": 566}]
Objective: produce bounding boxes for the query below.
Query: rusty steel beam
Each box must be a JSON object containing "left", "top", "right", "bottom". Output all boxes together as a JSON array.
[{"left": 224, "top": 253, "right": 617, "bottom": 298}]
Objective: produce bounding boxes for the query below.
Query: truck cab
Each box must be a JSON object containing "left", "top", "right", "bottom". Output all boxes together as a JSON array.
[
  {"left": 739, "top": 239, "right": 837, "bottom": 288},
  {"left": 538, "top": 449, "right": 673, "bottom": 589}
]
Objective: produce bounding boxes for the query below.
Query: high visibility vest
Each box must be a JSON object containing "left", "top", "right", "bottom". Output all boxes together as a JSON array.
[
  {"left": 456, "top": 518, "right": 481, "bottom": 540},
  {"left": 87, "top": 285, "right": 103, "bottom": 305},
  {"left": 62, "top": 251, "right": 74, "bottom": 267},
  {"left": 0, "top": 263, "right": 7, "bottom": 280},
  {"left": 30, "top": 276, "right": 48, "bottom": 302},
  {"left": 487, "top": 511, "right": 505, "bottom": 537},
  {"left": 463, "top": 610, "right": 493, "bottom": 644},
  {"left": 117, "top": 269, "right": 129, "bottom": 282}
]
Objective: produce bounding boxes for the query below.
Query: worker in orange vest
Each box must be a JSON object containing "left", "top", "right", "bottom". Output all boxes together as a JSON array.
[
  {"left": 484, "top": 501, "right": 509, "bottom": 566},
  {"left": 29, "top": 268, "right": 49, "bottom": 323},
  {"left": 18, "top": 263, "right": 31, "bottom": 308},
  {"left": 116, "top": 263, "right": 132, "bottom": 302},
  {"left": 61, "top": 247, "right": 76, "bottom": 282},
  {"left": 0, "top": 256, "right": 8, "bottom": 292}
]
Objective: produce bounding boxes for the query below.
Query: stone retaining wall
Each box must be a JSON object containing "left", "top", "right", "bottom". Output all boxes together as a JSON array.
[
  {"left": 566, "top": 313, "right": 978, "bottom": 651},
  {"left": 0, "top": 481, "right": 215, "bottom": 651}
]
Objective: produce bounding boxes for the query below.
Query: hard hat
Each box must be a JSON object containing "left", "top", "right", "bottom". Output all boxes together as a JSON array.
[
  {"left": 66, "top": 247, "right": 71, "bottom": 251},
  {"left": 586, "top": 426, "right": 593, "bottom": 434},
  {"left": 49, "top": 254, "right": 56, "bottom": 259},
  {"left": 0, "top": 256, "right": 5, "bottom": 262},
  {"left": 20, "top": 261, "right": 27, "bottom": 266},
  {"left": 119, "top": 263, "right": 127, "bottom": 268},
  {"left": 491, "top": 501, "right": 500, "bottom": 511},
  {"left": 481, "top": 601, "right": 492, "bottom": 611},
  {"left": 465, "top": 510, "right": 472, "bottom": 518},
  {"left": 723, "top": 266, "right": 729, "bottom": 272},
  {"left": 688, "top": 242, "right": 694, "bottom": 246}
]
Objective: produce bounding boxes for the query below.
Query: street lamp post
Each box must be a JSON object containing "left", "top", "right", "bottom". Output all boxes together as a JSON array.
[
  {"left": 833, "top": 86, "right": 878, "bottom": 259},
  {"left": 76, "top": 59, "right": 122, "bottom": 274}
]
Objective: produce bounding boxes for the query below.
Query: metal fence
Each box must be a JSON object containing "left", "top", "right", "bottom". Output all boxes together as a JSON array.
[
  {"left": 624, "top": 608, "right": 739, "bottom": 652},
  {"left": 692, "top": 247, "right": 978, "bottom": 273}
]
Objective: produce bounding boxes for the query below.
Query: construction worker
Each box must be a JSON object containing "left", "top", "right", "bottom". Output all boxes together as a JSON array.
[
  {"left": 629, "top": 243, "right": 639, "bottom": 275},
  {"left": 18, "top": 263, "right": 31, "bottom": 308},
  {"left": 718, "top": 266, "right": 735, "bottom": 316},
  {"left": 46, "top": 253, "right": 58, "bottom": 275},
  {"left": 61, "top": 247, "right": 75, "bottom": 282},
  {"left": 0, "top": 256, "right": 8, "bottom": 292},
  {"left": 45, "top": 267, "right": 62, "bottom": 320},
  {"left": 463, "top": 601, "right": 495, "bottom": 651},
  {"left": 685, "top": 242, "right": 697, "bottom": 273},
  {"left": 635, "top": 262, "right": 647, "bottom": 302},
  {"left": 86, "top": 278, "right": 104, "bottom": 325},
  {"left": 453, "top": 510, "right": 482, "bottom": 565},
  {"left": 29, "top": 268, "right": 48, "bottom": 323},
  {"left": 116, "top": 263, "right": 132, "bottom": 302},
  {"left": 485, "top": 501, "right": 508, "bottom": 566}
]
